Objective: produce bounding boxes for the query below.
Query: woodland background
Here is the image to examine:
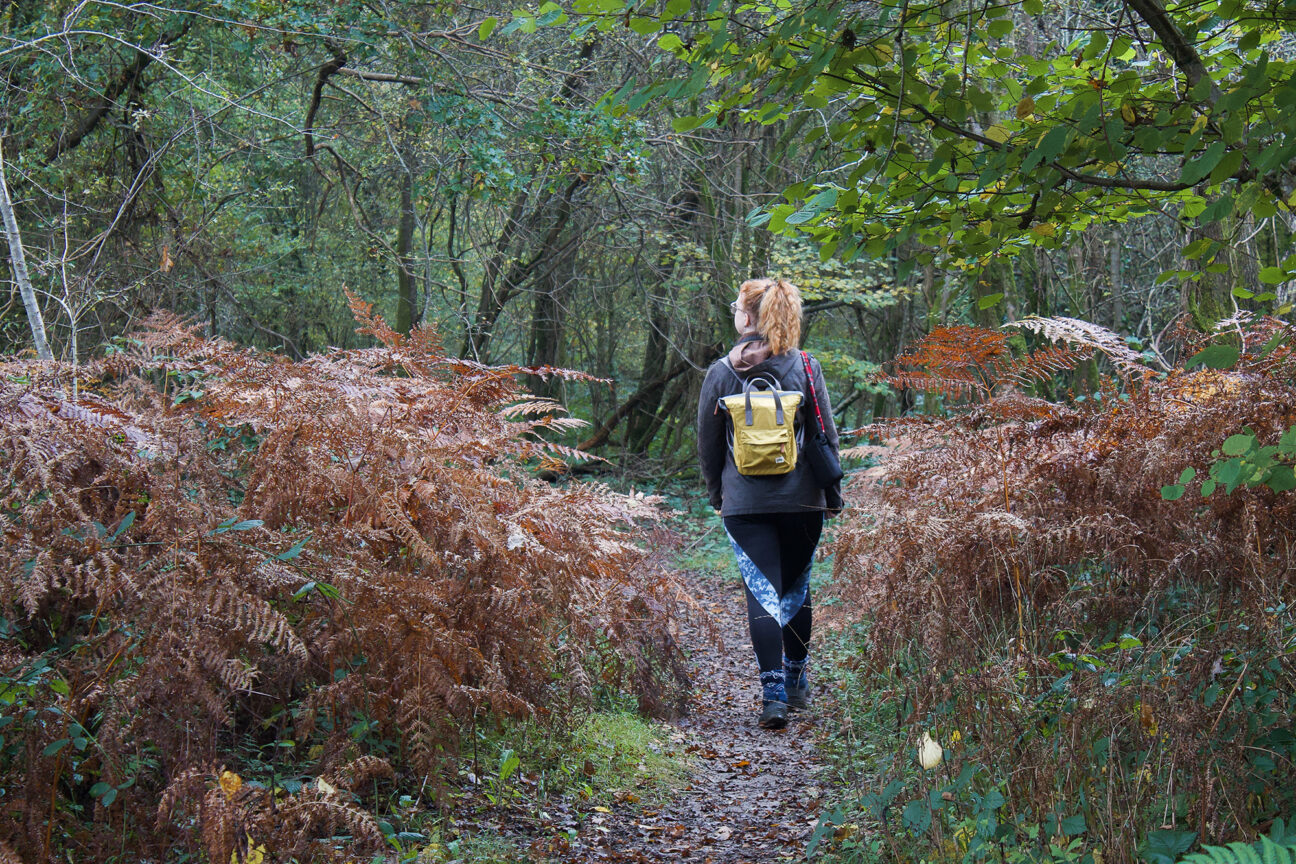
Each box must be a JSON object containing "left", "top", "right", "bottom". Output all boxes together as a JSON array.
[
  {"left": 2, "top": 0, "right": 1295, "bottom": 862},
  {"left": 10, "top": 0, "right": 1294, "bottom": 455}
]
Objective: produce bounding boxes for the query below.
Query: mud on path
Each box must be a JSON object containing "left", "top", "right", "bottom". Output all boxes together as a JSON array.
[{"left": 570, "top": 567, "right": 829, "bottom": 863}]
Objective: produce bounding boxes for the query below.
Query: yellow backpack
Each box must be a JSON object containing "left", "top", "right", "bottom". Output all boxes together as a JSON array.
[{"left": 718, "top": 369, "right": 803, "bottom": 476}]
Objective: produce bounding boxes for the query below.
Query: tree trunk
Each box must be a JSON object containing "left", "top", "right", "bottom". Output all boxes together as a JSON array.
[
  {"left": 1183, "top": 219, "right": 1234, "bottom": 330},
  {"left": 0, "top": 138, "right": 52, "bottom": 360},
  {"left": 394, "top": 160, "right": 417, "bottom": 335},
  {"left": 623, "top": 290, "right": 672, "bottom": 452},
  {"left": 526, "top": 250, "right": 573, "bottom": 398}
]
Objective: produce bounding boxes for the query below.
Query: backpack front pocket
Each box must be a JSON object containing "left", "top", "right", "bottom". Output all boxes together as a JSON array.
[{"left": 733, "top": 427, "right": 797, "bottom": 475}]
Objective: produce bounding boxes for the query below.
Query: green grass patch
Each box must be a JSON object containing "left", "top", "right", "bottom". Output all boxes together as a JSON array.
[{"left": 569, "top": 711, "right": 689, "bottom": 803}]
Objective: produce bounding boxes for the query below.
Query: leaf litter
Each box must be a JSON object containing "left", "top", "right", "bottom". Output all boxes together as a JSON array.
[{"left": 555, "top": 567, "right": 828, "bottom": 863}]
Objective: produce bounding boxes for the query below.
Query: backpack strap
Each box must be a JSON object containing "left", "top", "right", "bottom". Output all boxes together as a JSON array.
[
  {"left": 742, "top": 376, "right": 785, "bottom": 426},
  {"left": 800, "top": 351, "right": 827, "bottom": 434},
  {"left": 720, "top": 356, "right": 744, "bottom": 388}
]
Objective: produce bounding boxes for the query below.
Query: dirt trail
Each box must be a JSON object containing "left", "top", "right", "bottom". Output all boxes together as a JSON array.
[{"left": 574, "top": 569, "right": 828, "bottom": 863}]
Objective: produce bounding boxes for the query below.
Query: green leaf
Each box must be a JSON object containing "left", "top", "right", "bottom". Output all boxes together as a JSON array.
[
  {"left": 536, "top": 2, "right": 565, "bottom": 25},
  {"left": 1217, "top": 458, "right": 1244, "bottom": 490},
  {"left": 89, "top": 782, "right": 112, "bottom": 798},
  {"left": 499, "top": 749, "right": 520, "bottom": 781},
  {"left": 210, "top": 518, "right": 264, "bottom": 535},
  {"left": 478, "top": 17, "right": 498, "bottom": 40},
  {"left": 1261, "top": 333, "right": 1288, "bottom": 357},
  {"left": 978, "top": 293, "right": 1004, "bottom": 309},
  {"left": 671, "top": 115, "right": 704, "bottom": 133},
  {"left": 1161, "top": 484, "right": 1185, "bottom": 501},
  {"left": 42, "top": 738, "right": 70, "bottom": 757},
  {"left": 786, "top": 188, "right": 838, "bottom": 225},
  {"left": 109, "top": 511, "right": 135, "bottom": 541},
  {"left": 980, "top": 788, "right": 1005, "bottom": 810},
  {"left": 1259, "top": 266, "right": 1288, "bottom": 285},
  {"left": 1222, "top": 434, "right": 1255, "bottom": 456},
  {"left": 1267, "top": 466, "right": 1296, "bottom": 493},
  {"left": 1226, "top": 841, "right": 1264, "bottom": 864},
  {"left": 1201, "top": 478, "right": 1217, "bottom": 496},
  {"left": 1029, "top": 125, "right": 1070, "bottom": 169},
  {"left": 1199, "top": 194, "right": 1235, "bottom": 223},
  {"left": 1233, "top": 285, "right": 1255, "bottom": 299},
  {"left": 1180, "top": 141, "right": 1227, "bottom": 185},
  {"left": 101, "top": 787, "right": 117, "bottom": 807},
  {"left": 658, "top": 33, "right": 683, "bottom": 52},
  {"left": 1179, "top": 466, "right": 1197, "bottom": 483},
  {"left": 275, "top": 535, "right": 312, "bottom": 562},
  {"left": 627, "top": 16, "right": 659, "bottom": 35},
  {"left": 1187, "top": 345, "right": 1239, "bottom": 370},
  {"left": 1142, "top": 829, "right": 1197, "bottom": 864},
  {"left": 1060, "top": 813, "right": 1087, "bottom": 836},
  {"left": 1279, "top": 426, "right": 1296, "bottom": 455},
  {"left": 902, "top": 798, "right": 932, "bottom": 833},
  {"left": 1210, "top": 149, "right": 1244, "bottom": 185}
]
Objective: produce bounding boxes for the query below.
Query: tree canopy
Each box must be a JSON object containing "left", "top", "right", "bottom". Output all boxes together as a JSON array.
[{"left": 579, "top": 0, "right": 1296, "bottom": 322}]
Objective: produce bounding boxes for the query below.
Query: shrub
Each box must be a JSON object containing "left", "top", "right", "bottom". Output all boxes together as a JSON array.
[
  {"left": 825, "top": 314, "right": 1296, "bottom": 862},
  {"left": 0, "top": 297, "right": 685, "bottom": 862}
]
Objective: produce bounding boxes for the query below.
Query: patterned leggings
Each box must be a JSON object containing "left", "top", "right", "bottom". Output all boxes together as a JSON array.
[{"left": 723, "top": 512, "right": 823, "bottom": 679}]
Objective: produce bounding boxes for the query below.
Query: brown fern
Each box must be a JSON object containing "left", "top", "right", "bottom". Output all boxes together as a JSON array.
[
  {"left": 883, "top": 324, "right": 1090, "bottom": 402},
  {"left": 0, "top": 302, "right": 685, "bottom": 862},
  {"left": 833, "top": 316, "right": 1296, "bottom": 861}
]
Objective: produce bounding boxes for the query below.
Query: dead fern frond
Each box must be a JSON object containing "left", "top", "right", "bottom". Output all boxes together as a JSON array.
[
  {"left": 1002, "top": 343, "right": 1090, "bottom": 387},
  {"left": 1006, "top": 315, "right": 1160, "bottom": 376},
  {"left": 883, "top": 324, "right": 1090, "bottom": 403},
  {"left": 334, "top": 756, "right": 395, "bottom": 792},
  {"left": 500, "top": 398, "right": 565, "bottom": 418}
]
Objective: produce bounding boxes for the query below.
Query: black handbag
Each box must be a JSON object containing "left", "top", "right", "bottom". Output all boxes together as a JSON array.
[{"left": 800, "top": 351, "right": 844, "bottom": 488}]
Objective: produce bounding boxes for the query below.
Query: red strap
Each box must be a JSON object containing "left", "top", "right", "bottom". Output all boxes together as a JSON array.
[{"left": 800, "top": 351, "right": 826, "bottom": 434}]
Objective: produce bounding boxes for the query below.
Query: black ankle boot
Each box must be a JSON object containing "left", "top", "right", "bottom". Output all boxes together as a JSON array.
[
  {"left": 758, "top": 700, "right": 789, "bottom": 729},
  {"left": 785, "top": 682, "right": 811, "bottom": 710}
]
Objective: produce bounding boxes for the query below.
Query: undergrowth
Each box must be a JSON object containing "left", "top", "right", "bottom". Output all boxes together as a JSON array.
[
  {"left": 814, "top": 314, "right": 1296, "bottom": 864},
  {"left": 0, "top": 296, "right": 687, "bottom": 862}
]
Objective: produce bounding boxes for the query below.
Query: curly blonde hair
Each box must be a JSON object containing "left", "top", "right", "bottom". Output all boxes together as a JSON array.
[{"left": 737, "top": 278, "right": 802, "bottom": 355}]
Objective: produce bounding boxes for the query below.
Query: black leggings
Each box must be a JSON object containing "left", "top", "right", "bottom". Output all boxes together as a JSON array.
[{"left": 723, "top": 512, "right": 822, "bottom": 675}]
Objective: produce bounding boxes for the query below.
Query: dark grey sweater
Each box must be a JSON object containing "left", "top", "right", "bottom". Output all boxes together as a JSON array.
[{"left": 696, "top": 348, "right": 842, "bottom": 516}]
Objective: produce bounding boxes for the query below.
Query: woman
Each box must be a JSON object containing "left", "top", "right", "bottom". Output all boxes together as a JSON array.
[{"left": 696, "top": 277, "right": 843, "bottom": 730}]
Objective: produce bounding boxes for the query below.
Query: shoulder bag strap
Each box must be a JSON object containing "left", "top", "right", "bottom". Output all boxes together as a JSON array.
[
  {"left": 800, "top": 351, "right": 826, "bottom": 434},
  {"left": 720, "top": 356, "right": 745, "bottom": 389}
]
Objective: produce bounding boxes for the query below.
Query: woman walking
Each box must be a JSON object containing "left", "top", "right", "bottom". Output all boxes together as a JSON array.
[{"left": 696, "top": 277, "right": 843, "bottom": 730}]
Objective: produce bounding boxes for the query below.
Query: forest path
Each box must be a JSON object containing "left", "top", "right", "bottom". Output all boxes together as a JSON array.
[{"left": 573, "top": 565, "right": 829, "bottom": 863}]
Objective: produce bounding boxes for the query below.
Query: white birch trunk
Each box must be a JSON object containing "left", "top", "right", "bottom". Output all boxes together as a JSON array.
[{"left": 0, "top": 137, "right": 53, "bottom": 360}]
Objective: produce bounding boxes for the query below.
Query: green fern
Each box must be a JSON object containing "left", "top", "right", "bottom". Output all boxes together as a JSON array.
[{"left": 1175, "top": 821, "right": 1296, "bottom": 864}]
